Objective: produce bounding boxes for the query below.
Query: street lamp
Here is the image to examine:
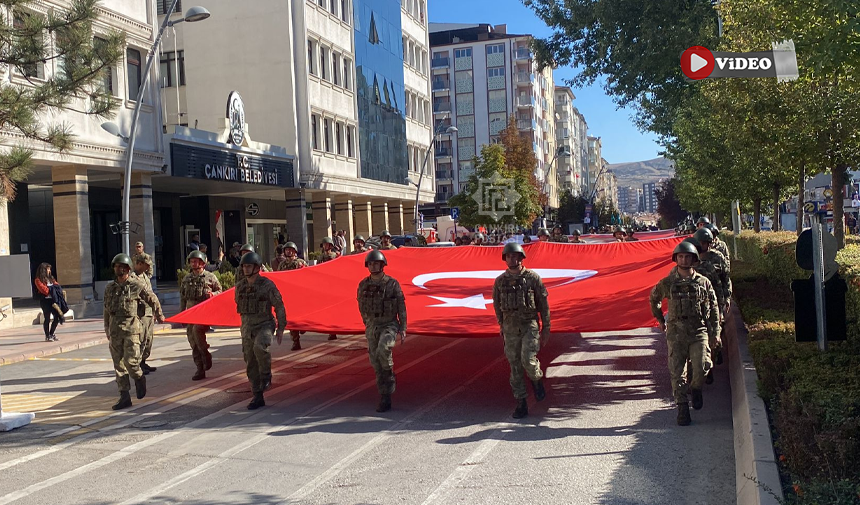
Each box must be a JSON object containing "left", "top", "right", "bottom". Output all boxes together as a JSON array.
[
  {"left": 104, "top": 2, "right": 210, "bottom": 254},
  {"left": 540, "top": 145, "right": 570, "bottom": 228},
  {"left": 413, "top": 125, "right": 458, "bottom": 236}
]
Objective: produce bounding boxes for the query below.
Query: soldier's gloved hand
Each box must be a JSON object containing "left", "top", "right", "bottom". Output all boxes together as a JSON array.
[
  {"left": 276, "top": 329, "right": 284, "bottom": 345},
  {"left": 540, "top": 326, "right": 550, "bottom": 346},
  {"left": 155, "top": 315, "right": 165, "bottom": 324},
  {"left": 398, "top": 331, "right": 406, "bottom": 345}
]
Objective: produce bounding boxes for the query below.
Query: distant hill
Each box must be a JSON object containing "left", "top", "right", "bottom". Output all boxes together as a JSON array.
[{"left": 607, "top": 157, "right": 675, "bottom": 190}]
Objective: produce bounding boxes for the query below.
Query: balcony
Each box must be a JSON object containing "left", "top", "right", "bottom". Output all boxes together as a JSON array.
[
  {"left": 433, "top": 102, "right": 451, "bottom": 114},
  {"left": 515, "top": 48, "right": 532, "bottom": 60},
  {"left": 435, "top": 147, "right": 452, "bottom": 158},
  {"left": 435, "top": 170, "right": 452, "bottom": 180},
  {"left": 431, "top": 57, "right": 449, "bottom": 69},
  {"left": 515, "top": 72, "right": 534, "bottom": 86},
  {"left": 517, "top": 119, "right": 537, "bottom": 131},
  {"left": 432, "top": 79, "right": 450, "bottom": 92},
  {"left": 516, "top": 96, "right": 535, "bottom": 108},
  {"left": 436, "top": 193, "right": 450, "bottom": 202}
]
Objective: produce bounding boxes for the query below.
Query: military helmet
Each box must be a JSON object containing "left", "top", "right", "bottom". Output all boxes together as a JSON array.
[
  {"left": 571, "top": 229, "right": 582, "bottom": 236},
  {"left": 187, "top": 250, "right": 207, "bottom": 263},
  {"left": 696, "top": 216, "right": 711, "bottom": 225},
  {"left": 380, "top": 230, "right": 393, "bottom": 238},
  {"left": 240, "top": 252, "right": 262, "bottom": 266},
  {"left": 683, "top": 236, "right": 704, "bottom": 253},
  {"left": 111, "top": 253, "right": 134, "bottom": 269},
  {"left": 240, "top": 243, "right": 255, "bottom": 254},
  {"left": 284, "top": 241, "right": 298, "bottom": 252},
  {"left": 704, "top": 223, "right": 720, "bottom": 236},
  {"left": 474, "top": 233, "right": 485, "bottom": 241},
  {"left": 672, "top": 240, "right": 700, "bottom": 262},
  {"left": 552, "top": 224, "right": 563, "bottom": 232},
  {"left": 613, "top": 226, "right": 626, "bottom": 235},
  {"left": 364, "top": 249, "right": 387, "bottom": 267},
  {"left": 502, "top": 242, "right": 526, "bottom": 260},
  {"left": 537, "top": 228, "right": 550, "bottom": 237},
  {"left": 353, "top": 234, "right": 366, "bottom": 243},
  {"left": 321, "top": 237, "right": 334, "bottom": 245},
  {"left": 693, "top": 227, "right": 714, "bottom": 244}
]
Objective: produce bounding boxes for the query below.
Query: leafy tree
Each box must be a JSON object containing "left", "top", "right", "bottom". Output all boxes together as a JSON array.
[
  {"left": 557, "top": 191, "right": 586, "bottom": 225},
  {"left": 0, "top": 0, "right": 125, "bottom": 201},
  {"left": 655, "top": 178, "right": 688, "bottom": 227}
]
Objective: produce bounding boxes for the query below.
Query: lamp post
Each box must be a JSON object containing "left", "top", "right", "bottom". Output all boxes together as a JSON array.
[
  {"left": 102, "top": 2, "right": 210, "bottom": 254},
  {"left": 414, "top": 125, "right": 458, "bottom": 236},
  {"left": 540, "top": 146, "right": 570, "bottom": 229}
]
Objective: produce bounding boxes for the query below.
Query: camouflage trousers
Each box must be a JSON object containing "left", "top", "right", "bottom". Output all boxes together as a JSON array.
[
  {"left": 186, "top": 323, "right": 211, "bottom": 369},
  {"left": 667, "top": 328, "right": 712, "bottom": 405},
  {"left": 241, "top": 322, "right": 274, "bottom": 394},
  {"left": 290, "top": 330, "right": 301, "bottom": 343},
  {"left": 365, "top": 322, "right": 397, "bottom": 395},
  {"left": 109, "top": 331, "right": 142, "bottom": 393},
  {"left": 502, "top": 318, "right": 543, "bottom": 400},
  {"left": 140, "top": 315, "right": 154, "bottom": 363}
]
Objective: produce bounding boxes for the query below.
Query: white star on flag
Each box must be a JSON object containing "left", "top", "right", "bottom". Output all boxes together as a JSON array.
[{"left": 427, "top": 294, "right": 494, "bottom": 310}]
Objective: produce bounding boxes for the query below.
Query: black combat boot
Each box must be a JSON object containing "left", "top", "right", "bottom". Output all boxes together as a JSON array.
[
  {"left": 705, "top": 369, "right": 714, "bottom": 385},
  {"left": 328, "top": 334, "right": 338, "bottom": 341},
  {"left": 192, "top": 366, "right": 206, "bottom": 381},
  {"left": 532, "top": 379, "right": 546, "bottom": 402},
  {"left": 512, "top": 398, "right": 528, "bottom": 419},
  {"left": 691, "top": 389, "right": 703, "bottom": 410},
  {"left": 134, "top": 375, "right": 147, "bottom": 399},
  {"left": 247, "top": 392, "right": 265, "bottom": 410},
  {"left": 714, "top": 348, "right": 723, "bottom": 365},
  {"left": 376, "top": 394, "right": 392, "bottom": 412},
  {"left": 204, "top": 351, "right": 213, "bottom": 371},
  {"left": 141, "top": 362, "right": 157, "bottom": 373},
  {"left": 677, "top": 403, "right": 691, "bottom": 426},
  {"left": 112, "top": 391, "right": 132, "bottom": 410},
  {"left": 291, "top": 341, "right": 301, "bottom": 351}
]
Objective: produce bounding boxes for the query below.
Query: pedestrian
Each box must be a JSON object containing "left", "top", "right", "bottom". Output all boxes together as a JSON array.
[
  {"left": 549, "top": 225, "right": 569, "bottom": 243},
  {"left": 187, "top": 233, "right": 201, "bottom": 253},
  {"left": 350, "top": 235, "right": 370, "bottom": 254},
  {"left": 133, "top": 256, "right": 157, "bottom": 375},
  {"left": 536, "top": 228, "right": 550, "bottom": 242},
  {"left": 377, "top": 230, "right": 397, "bottom": 250},
  {"left": 649, "top": 241, "right": 720, "bottom": 426},
  {"left": 357, "top": 250, "right": 407, "bottom": 412},
  {"left": 272, "top": 244, "right": 287, "bottom": 271},
  {"left": 235, "top": 251, "right": 287, "bottom": 409},
  {"left": 132, "top": 241, "right": 155, "bottom": 278},
  {"left": 492, "top": 242, "right": 550, "bottom": 419},
  {"left": 335, "top": 229, "right": 347, "bottom": 254},
  {"left": 277, "top": 242, "right": 308, "bottom": 350},
  {"left": 197, "top": 244, "right": 221, "bottom": 272},
  {"left": 103, "top": 253, "right": 164, "bottom": 410},
  {"left": 180, "top": 250, "right": 223, "bottom": 380},
  {"left": 34, "top": 262, "right": 66, "bottom": 341}
]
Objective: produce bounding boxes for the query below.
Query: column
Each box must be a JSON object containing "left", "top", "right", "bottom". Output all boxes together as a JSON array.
[
  {"left": 354, "top": 199, "right": 372, "bottom": 239},
  {"left": 371, "top": 200, "right": 389, "bottom": 235},
  {"left": 334, "top": 195, "right": 355, "bottom": 253},
  {"left": 0, "top": 198, "right": 10, "bottom": 325},
  {"left": 128, "top": 172, "right": 156, "bottom": 288},
  {"left": 387, "top": 201, "right": 404, "bottom": 235},
  {"left": 311, "top": 192, "right": 333, "bottom": 250},
  {"left": 402, "top": 202, "right": 417, "bottom": 235},
  {"left": 285, "top": 188, "right": 309, "bottom": 258},
  {"left": 52, "top": 166, "right": 94, "bottom": 304}
]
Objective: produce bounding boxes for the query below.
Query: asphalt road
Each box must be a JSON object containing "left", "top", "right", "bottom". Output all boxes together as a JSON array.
[{"left": 0, "top": 326, "right": 735, "bottom": 505}]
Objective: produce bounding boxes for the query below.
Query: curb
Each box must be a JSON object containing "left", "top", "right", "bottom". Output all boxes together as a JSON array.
[{"left": 726, "top": 302, "right": 785, "bottom": 505}]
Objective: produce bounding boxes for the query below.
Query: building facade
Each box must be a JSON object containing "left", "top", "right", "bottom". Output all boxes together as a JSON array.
[
  {"left": 554, "top": 86, "right": 588, "bottom": 197},
  {"left": 586, "top": 136, "right": 602, "bottom": 199},
  {"left": 427, "top": 23, "right": 557, "bottom": 214},
  {"left": 643, "top": 181, "right": 659, "bottom": 213},
  {"left": 617, "top": 186, "right": 640, "bottom": 215}
]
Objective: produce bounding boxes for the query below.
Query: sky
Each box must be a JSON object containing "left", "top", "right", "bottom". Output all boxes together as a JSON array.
[{"left": 427, "top": 0, "right": 663, "bottom": 164}]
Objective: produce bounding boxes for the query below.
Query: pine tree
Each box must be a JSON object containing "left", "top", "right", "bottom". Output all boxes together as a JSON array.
[{"left": 0, "top": 0, "right": 125, "bottom": 201}]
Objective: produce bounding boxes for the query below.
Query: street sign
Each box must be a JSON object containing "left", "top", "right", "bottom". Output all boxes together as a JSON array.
[
  {"left": 246, "top": 203, "right": 260, "bottom": 216},
  {"left": 803, "top": 201, "right": 819, "bottom": 214},
  {"left": 823, "top": 188, "right": 833, "bottom": 199},
  {"left": 451, "top": 207, "right": 460, "bottom": 220}
]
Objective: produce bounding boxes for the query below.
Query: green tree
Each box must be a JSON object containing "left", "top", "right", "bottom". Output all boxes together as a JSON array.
[
  {"left": 655, "top": 178, "right": 688, "bottom": 228},
  {"left": 0, "top": 0, "right": 125, "bottom": 201},
  {"left": 557, "top": 191, "right": 587, "bottom": 225}
]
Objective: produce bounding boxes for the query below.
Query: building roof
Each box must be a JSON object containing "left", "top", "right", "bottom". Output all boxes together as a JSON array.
[
  {"left": 429, "top": 23, "right": 480, "bottom": 33},
  {"left": 429, "top": 22, "right": 529, "bottom": 47}
]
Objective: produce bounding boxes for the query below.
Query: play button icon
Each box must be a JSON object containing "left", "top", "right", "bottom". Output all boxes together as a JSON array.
[{"left": 681, "top": 46, "right": 715, "bottom": 80}]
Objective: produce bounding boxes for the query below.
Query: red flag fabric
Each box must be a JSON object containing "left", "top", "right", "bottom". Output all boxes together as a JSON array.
[{"left": 167, "top": 237, "right": 684, "bottom": 337}]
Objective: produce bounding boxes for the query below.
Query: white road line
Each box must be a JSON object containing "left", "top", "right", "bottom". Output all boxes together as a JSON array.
[
  {"left": 0, "top": 337, "right": 360, "bottom": 473},
  {"left": 117, "top": 339, "right": 466, "bottom": 505},
  {"left": 285, "top": 355, "right": 508, "bottom": 503}
]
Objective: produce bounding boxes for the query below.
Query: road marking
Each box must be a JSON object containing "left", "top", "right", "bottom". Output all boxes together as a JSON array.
[
  {"left": 285, "top": 354, "right": 507, "bottom": 502},
  {"left": 117, "top": 339, "right": 466, "bottom": 505}
]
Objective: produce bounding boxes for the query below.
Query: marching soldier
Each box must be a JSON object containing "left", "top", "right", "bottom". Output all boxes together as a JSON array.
[
  {"left": 357, "top": 250, "right": 407, "bottom": 412},
  {"left": 613, "top": 227, "right": 626, "bottom": 242},
  {"left": 234, "top": 252, "right": 287, "bottom": 410},
  {"left": 377, "top": 230, "right": 398, "bottom": 250},
  {"left": 276, "top": 242, "right": 308, "bottom": 350},
  {"left": 180, "top": 250, "right": 223, "bottom": 380},
  {"left": 693, "top": 228, "right": 732, "bottom": 371},
  {"left": 103, "top": 254, "right": 164, "bottom": 410},
  {"left": 350, "top": 235, "right": 370, "bottom": 254},
  {"left": 569, "top": 229, "right": 584, "bottom": 243},
  {"left": 133, "top": 256, "right": 157, "bottom": 375},
  {"left": 649, "top": 241, "right": 720, "bottom": 425},
  {"left": 696, "top": 216, "right": 710, "bottom": 229},
  {"left": 625, "top": 229, "right": 640, "bottom": 242},
  {"left": 536, "top": 228, "right": 551, "bottom": 242},
  {"left": 492, "top": 242, "right": 550, "bottom": 419},
  {"left": 319, "top": 237, "right": 340, "bottom": 262},
  {"left": 549, "top": 225, "right": 569, "bottom": 243},
  {"left": 705, "top": 223, "right": 732, "bottom": 271},
  {"left": 132, "top": 241, "right": 155, "bottom": 277}
]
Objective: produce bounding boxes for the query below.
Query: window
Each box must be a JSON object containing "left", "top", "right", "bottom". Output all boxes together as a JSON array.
[
  {"left": 13, "top": 12, "right": 43, "bottom": 79},
  {"left": 323, "top": 118, "right": 331, "bottom": 152},
  {"left": 127, "top": 48, "right": 142, "bottom": 100},
  {"left": 409, "top": 43, "right": 415, "bottom": 68},
  {"left": 347, "top": 126, "right": 355, "bottom": 157},
  {"left": 454, "top": 48, "right": 472, "bottom": 58},
  {"left": 487, "top": 67, "right": 505, "bottom": 78},
  {"left": 329, "top": 0, "right": 338, "bottom": 16},
  {"left": 402, "top": 36, "right": 407, "bottom": 60},
  {"left": 157, "top": 0, "right": 182, "bottom": 15},
  {"left": 405, "top": 92, "right": 411, "bottom": 117},
  {"left": 159, "top": 51, "right": 185, "bottom": 88},
  {"left": 407, "top": 145, "right": 414, "bottom": 171},
  {"left": 311, "top": 114, "right": 319, "bottom": 150},
  {"left": 320, "top": 46, "right": 328, "bottom": 80},
  {"left": 335, "top": 122, "right": 343, "bottom": 154},
  {"left": 343, "top": 58, "right": 351, "bottom": 90},
  {"left": 318, "top": 0, "right": 325, "bottom": 8},
  {"left": 307, "top": 39, "right": 316, "bottom": 75},
  {"left": 486, "top": 44, "right": 504, "bottom": 54},
  {"left": 341, "top": 0, "right": 349, "bottom": 22},
  {"left": 332, "top": 53, "right": 340, "bottom": 85},
  {"left": 419, "top": 0, "right": 425, "bottom": 23}
]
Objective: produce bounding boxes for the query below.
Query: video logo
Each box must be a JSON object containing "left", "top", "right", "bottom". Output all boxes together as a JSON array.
[{"left": 680, "top": 40, "right": 799, "bottom": 81}]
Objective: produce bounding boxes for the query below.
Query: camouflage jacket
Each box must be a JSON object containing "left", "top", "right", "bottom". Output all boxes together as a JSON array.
[
  {"left": 349, "top": 247, "right": 369, "bottom": 255},
  {"left": 277, "top": 257, "right": 307, "bottom": 270},
  {"left": 700, "top": 249, "right": 732, "bottom": 302},
  {"left": 135, "top": 273, "right": 154, "bottom": 318},
  {"left": 712, "top": 237, "right": 731, "bottom": 271},
  {"left": 234, "top": 275, "right": 287, "bottom": 329},
  {"left": 357, "top": 274, "right": 407, "bottom": 331},
  {"left": 649, "top": 269, "right": 719, "bottom": 341},
  {"left": 549, "top": 235, "right": 569, "bottom": 243},
  {"left": 180, "top": 270, "right": 222, "bottom": 310},
  {"left": 132, "top": 252, "right": 154, "bottom": 278},
  {"left": 377, "top": 244, "right": 398, "bottom": 250},
  {"left": 319, "top": 251, "right": 339, "bottom": 263},
  {"left": 104, "top": 276, "right": 163, "bottom": 335},
  {"left": 492, "top": 267, "right": 550, "bottom": 328}
]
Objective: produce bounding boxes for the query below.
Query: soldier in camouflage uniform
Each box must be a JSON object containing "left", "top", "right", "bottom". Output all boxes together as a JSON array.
[
  {"left": 536, "top": 228, "right": 550, "bottom": 242},
  {"left": 549, "top": 225, "right": 569, "bottom": 243},
  {"left": 319, "top": 237, "right": 340, "bottom": 262},
  {"left": 613, "top": 227, "right": 627, "bottom": 242},
  {"left": 377, "top": 230, "right": 398, "bottom": 250},
  {"left": 357, "top": 250, "right": 407, "bottom": 412},
  {"left": 234, "top": 252, "right": 287, "bottom": 410},
  {"left": 275, "top": 242, "right": 308, "bottom": 350},
  {"left": 103, "top": 253, "right": 164, "bottom": 410},
  {"left": 649, "top": 241, "right": 720, "bottom": 425},
  {"left": 133, "top": 256, "right": 157, "bottom": 375},
  {"left": 180, "top": 250, "right": 223, "bottom": 380},
  {"left": 693, "top": 228, "right": 732, "bottom": 372},
  {"left": 569, "top": 229, "right": 584, "bottom": 243},
  {"left": 705, "top": 223, "right": 732, "bottom": 271},
  {"left": 492, "top": 242, "right": 551, "bottom": 419},
  {"left": 349, "top": 235, "right": 370, "bottom": 254},
  {"left": 132, "top": 241, "right": 155, "bottom": 278}
]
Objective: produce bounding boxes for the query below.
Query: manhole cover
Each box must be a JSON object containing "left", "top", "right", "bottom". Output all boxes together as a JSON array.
[
  {"left": 345, "top": 345, "right": 367, "bottom": 351},
  {"left": 133, "top": 420, "right": 168, "bottom": 429},
  {"left": 293, "top": 363, "right": 318, "bottom": 369}
]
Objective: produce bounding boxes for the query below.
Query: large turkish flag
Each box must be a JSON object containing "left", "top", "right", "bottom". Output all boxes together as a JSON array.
[{"left": 167, "top": 236, "right": 684, "bottom": 337}]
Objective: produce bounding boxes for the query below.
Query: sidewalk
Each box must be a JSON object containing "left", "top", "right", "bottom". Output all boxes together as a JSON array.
[{"left": 0, "top": 302, "right": 181, "bottom": 366}]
